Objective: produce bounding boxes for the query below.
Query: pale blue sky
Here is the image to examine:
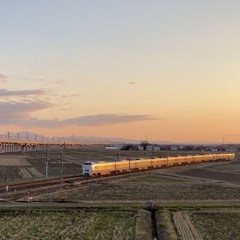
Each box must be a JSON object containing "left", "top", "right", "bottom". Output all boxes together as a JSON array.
[{"left": 1, "top": 1, "right": 240, "bottom": 143}]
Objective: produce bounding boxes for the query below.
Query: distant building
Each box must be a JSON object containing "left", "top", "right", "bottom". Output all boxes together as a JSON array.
[
  {"left": 170, "top": 145, "right": 179, "bottom": 151},
  {"left": 105, "top": 146, "right": 121, "bottom": 150}
]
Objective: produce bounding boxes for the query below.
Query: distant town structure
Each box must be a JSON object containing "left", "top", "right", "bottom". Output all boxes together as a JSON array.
[
  {"left": 106, "top": 143, "right": 228, "bottom": 153},
  {"left": 0, "top": 131, "right": 232, "bottom": 153},
  {"left": 0, "top": 138, "right": 79, "bottom": 152},
  {"left": 0, "top": 131, "right": 111, "bottom": 152}
]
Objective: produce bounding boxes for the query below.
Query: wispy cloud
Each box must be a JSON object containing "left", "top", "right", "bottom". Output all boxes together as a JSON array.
[
  {"left": 54, "top": 80, "right": 66, "bottom": 84},
  {"left": 0, "top": 89, "right": 48, "bottom": 98},
  {"left": 0, "top": 99, "right": 158, "bottom": 128},
  {"left": 0, "top": 100, "right": 52, "bottom": 125},
  {"left": 128, "top": 81, "right": 136, "bottom": 85},
  {"left": 0, "top": 85, "right": 159, "bottom": 128},
  {"left": 65, "top": 114, "right": 157, "bottom": 126},
  {"left": 22, "top": 114, "right": 158, "bottom": 128},
  {"left": 0, "top": 74, "right": 8, "bottom": 83}
]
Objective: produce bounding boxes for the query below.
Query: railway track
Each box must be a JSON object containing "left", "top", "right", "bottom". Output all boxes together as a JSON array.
[
  {"left": 0, "top": 159, "right": 231, "bottom": 200},
  {"left": 0, "top": 175, "right": 83, "bottom": 196},
  {"left": 0, "top": 172, "right": 132, "bottom": 199}
]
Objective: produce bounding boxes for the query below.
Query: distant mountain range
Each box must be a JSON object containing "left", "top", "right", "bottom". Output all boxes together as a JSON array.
[
  {"left": 0, "top": 131, "right": 230, "bottom": 146},
  {"left": 0, "top": 131, "right": 144, "bottom": 144}
]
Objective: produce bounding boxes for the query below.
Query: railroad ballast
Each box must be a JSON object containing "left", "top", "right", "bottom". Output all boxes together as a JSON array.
[{"left": 82, "top": 153, "right": 235, "bottom": 176}]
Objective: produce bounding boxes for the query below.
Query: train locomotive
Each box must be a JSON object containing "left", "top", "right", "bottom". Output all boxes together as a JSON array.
[{"left": 82, "top": 153, "right": 235, "bottom": 176}]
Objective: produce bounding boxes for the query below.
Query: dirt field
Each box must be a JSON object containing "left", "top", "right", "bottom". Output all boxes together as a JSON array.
[
  {"left": 174, "top": 160, "right": 240, "bottom": 184},
  {"left": 1, "top": 148, "right": 238, "bottom": 181},
  {"left": 1, "top": 148, "right": 152, "bottom": 181},
  {"left": 190, "top": 210, "right": 240, "bottom": 240},
  {"left": 29, "top": 155, "right": 240, "bottom": 239},
  {"left": 0, "top": 152, "right": 46, "bottom": 181},
  {"left": 0, "top": 208, "right": 137, "bottom": 240},
  {"left": 35, "top": 172, "right": 240, "bottom": 202},
  {"left": 1, "top": 148, "right": 240, "bottom": 239},
  {"left": 0, "top": 155, "right": 30, "bottom": 166},
  {"left": 166, "top": 209, "right": 240, "bottom": 240}
]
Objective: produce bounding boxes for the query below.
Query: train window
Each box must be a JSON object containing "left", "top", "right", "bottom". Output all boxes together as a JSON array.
[{"left": 83, "top": 162, "right": 92, "bottom": 165}]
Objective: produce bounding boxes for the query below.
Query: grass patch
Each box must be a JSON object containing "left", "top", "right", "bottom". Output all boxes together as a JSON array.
[
  {"left": 156, "top": 209, "right": 178, "bottom": 240},
  {"left": 36, "top": 182, "right": 240, "bottom": 202},
  {"left": 191, "top": 210, "right": 240, "bottom": 240},
  {"left": 0, "top": 208, "right": 136, "bottom": 240},
  {"left": 135, "top": 209, "right": 152, "bottom": 240}
]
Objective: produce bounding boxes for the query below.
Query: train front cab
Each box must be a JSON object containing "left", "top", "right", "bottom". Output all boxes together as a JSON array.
[{"left": 82, "top": 161, "right": 94, "bottom": 176}]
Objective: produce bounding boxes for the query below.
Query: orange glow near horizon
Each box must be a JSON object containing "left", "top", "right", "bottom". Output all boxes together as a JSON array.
[{"left": 1, "top": 1, "right": 240, "bottom": 144}]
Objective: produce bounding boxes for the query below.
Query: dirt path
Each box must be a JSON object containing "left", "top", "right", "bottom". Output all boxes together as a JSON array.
[
  {"left": 18, "top": 158, "right": 44, "bottom": 178},
  {"left": 173, "top": 211, "right": 203, "bottom": 240},
  {"left": 0, "top": 156, "right": 30, "bottom": 166},
  {"left": 18, "top": 167, "right": 32, "bottom": 179},
  {"left": 18, "top": 158, "right": 31, "bottom": 166},
  {"left": 26, "top": 167, "right": 44, "bottom": 177}
]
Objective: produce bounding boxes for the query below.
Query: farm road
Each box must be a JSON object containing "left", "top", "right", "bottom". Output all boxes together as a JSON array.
[
  {"left": 1, "top": 200, "right": 240, "bottom": 210},
  {"left": 0, "top": 155, "right": 43, "bottom": 178},
  {"left": 0, "top": 156, "right": 31, "bottom": 166},
  {"left": 18, "top": 158, "right": 44, "bottom": 179},
  {"left": 174, "top": 211, "right": 203, "bottom": 240}
]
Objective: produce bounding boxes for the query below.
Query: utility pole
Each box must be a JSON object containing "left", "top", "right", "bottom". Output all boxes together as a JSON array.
[
  {"left": 6, "top": 179, "right": 8, "bottom": 199},
  {"left": 117, "top": 149, "right": 120, "bottom": 161},
  {"left": 128, "top": 148, "right": 131, "bottom": 173},
  {"left": 45, "top": 149, "right": 48, "bottom": 178},
  {"left": 115, "top": 150, "right": 119, "bottom": 173},
  {"left": 60, "top": 151, "right": 63, "bottom": 187}
]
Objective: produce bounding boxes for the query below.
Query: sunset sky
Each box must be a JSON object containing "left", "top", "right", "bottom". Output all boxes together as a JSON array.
[{"left": 1, "top": 1, "right": 240, "bottom": 144}]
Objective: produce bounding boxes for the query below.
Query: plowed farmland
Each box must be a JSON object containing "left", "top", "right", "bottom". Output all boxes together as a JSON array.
[
  {"left": 0, "top": 209, "right": 136, "bottom": 240},
  {"left": 1, "top": 148, "right": 240, "bottom": 240},
  {"left": 191, "top": 210, "right": 240, "bottom": 240},
  {"left": 36, "top": 173, "right": 240, "bottom": 202},
  {"left": 175, "top": 160, "right": 240, "bottom": 184}
]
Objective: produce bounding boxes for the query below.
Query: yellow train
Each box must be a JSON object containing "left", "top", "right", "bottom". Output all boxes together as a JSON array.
[{"left": 82, "top": 153, "right": 235, "bottom": 176}]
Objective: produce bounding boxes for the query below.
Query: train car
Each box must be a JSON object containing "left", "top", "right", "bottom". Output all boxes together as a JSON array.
[{"left": 82, "top": 153, "right": 235, "bottom": 176}]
